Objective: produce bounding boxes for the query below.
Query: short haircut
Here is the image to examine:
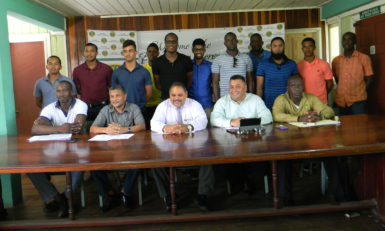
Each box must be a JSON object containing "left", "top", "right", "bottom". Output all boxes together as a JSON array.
[
  {"left": 147, "top": 42, "right": 159, "bottom": 51},
  {"left": 169, "top": 81, "right": 187, "bottom": 92},
  {"left": 270, "top": 37, "right": 285, "bottom": 45},
  {"left": 288, "top": 75, "right": 302, "bottom": 84},
  {"left": 123, "top": 39, "right": 136, "bottom": 50},
  {"left": 109, "top": 85, "right": 126, "bottom": 94},
  {"left": 57, "top": 80, "right": 72, "bottom": 90},
  {"left": 343, "top": 32, "right": 356, "bottom": 43},
  {"left": 192, "top": 38, "right": 205, "bottom": 48},
  {"left": 164, "top": 32, "right": 178, "bottom": 41},
  {"left": 47, "top": 55, "right": 61, "bottom": 65},
  {"left": 302, "top": 37, "right": 316, "bottom": 46},
  {"left": 224, "top": 32, "right": 236, "bottom": 40},
  {"left": 85, "top": 43, "right": 98, "bottom": 52},
  {"left": 230, "top": 75, "right": 246, "bottom": 83},
  {"left": 251, "top": 33, "right": 262, "bottom": 40}
]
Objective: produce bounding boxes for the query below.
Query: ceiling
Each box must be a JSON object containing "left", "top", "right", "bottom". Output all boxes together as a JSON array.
[{"left": 31, "top": 0, "right": 333, "bottom": 17}]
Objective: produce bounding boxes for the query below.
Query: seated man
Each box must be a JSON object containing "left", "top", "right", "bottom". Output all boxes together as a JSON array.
[
  {"left": 90, "top": 85, "right": 145, "bottom": 211},
  {"left": 272, "top": 75, "right": 345, "bottom": 206},
  {"left": 150, "top": 82, "right": 214, "bottom": 212},
  {"left": 29, "top": 80, "right": 87, "bottom": 217},
  {"left": 211, "top": 75, "right": 272, "bottom": 193}
]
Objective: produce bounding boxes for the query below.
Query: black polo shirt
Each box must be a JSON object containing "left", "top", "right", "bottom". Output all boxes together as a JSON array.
[{"left": 152, "top": 52, "right": 193, "bottom": 99}]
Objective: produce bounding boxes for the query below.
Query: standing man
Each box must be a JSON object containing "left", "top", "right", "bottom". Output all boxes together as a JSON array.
[
  {"left": 249, "top": 33, "right": 271, "bottom": 91},
  {"left": 297, "top": 37, "right": 333, "bottom": 105},
  {"left": 332, "top": 32, "right": 373, "bottom": 115},
  {"left": 256, "top": 37, "right": 298, "bottom": 110},
  {"left": 212, "top": 32, "right": 253, "bottom": 102},
  {"left": 112, "top": 39, "right": 152, "bottom": 112},
  {"left": 272, "top": 75, "right": 345, "bottom": 206},
  {"left": 152, "top": 33, "right": 193, "bottom": 100},
  {"left": 151, "top": 82, "right": 214, "bottom": 212},
  {"left": 143, "top": 43, "right": 161, "bottom": 130},
  {"left": 34, "top": 56, "right": 77, "bottom": 108},
  {"left": 73, "top": 43, "right": 113, "bottom": 131},
  {"left": 29, "top": 81, "right": 87, "bottom": 218},
  {"left": 189, "top": 38, "right": 213, "bottom": 120},
  {"left": 90, "top": 85, "right": 145, "bottom": 211}
]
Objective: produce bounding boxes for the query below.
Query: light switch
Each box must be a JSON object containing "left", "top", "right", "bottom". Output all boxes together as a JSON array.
[{"left": 370, "top": 45, "right": 376, "bottom": 55}]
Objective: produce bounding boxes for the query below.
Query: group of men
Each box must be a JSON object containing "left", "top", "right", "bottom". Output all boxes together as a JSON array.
[{"left": 29, "top": 29, "right": 372, "bottom": 217}]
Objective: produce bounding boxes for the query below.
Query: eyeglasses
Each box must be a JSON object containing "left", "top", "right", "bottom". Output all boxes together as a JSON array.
[{"left": 233, "top": 57, "right": 238, "bottom": 68}]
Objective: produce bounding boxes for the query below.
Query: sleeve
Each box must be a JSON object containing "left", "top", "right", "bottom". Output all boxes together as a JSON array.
[
  {"left": 256, "top": 62, "right": 265, "bottom": 77},
  {"left": 246, "top": 55, "right": 253, "bottom": 72},
  {"left": 190, "top": 101, "right": 208, "bottom": 131},
  {"left": 111, "top": 70, "right": 118, "bottom": 86},
  {"left": 152, "top": 59, "right": 160, "bottom": 75},
  {"left": 186, "top": 57, "right": 193, "bottom": 73},
  {"left": 362, "top": 54, "right": 374, "bottom": 77},
  {"left": 331, "top": 58, "right": 338, "bottom": 78},
  {"left": 68, "top": 78, "right": 78, "bottom": 95},
  {"left": 107, "top": 65, "right": 113, "bottom": 86},
  {"left": 310, "top": 95, "right": 335, "bottom": 119},
  {"left": 144, "top": 69, "right": 152, "bottom": 86},
  {"left": 91, "top": 106, "right": 108, "bottom": 127},
  {"left": 255, "top": 96, "right": 273, "bottom": 124},
  {"left": 211, "top": 58, "right": 220, "bottom": 74},
  {"left": 210, "top": 98, "right": 231, "bottom": 128},
  {"left": 40, "top": 105, "right": 53, "bottom": 121},
  {"left": 291, "top": 61, "right": 299, "bottom": 75},
  {"left": 150, "top": 102, "right": 167, "bottom": 133},
  {"left": 75, "top": 100, "right": 88, "bottom": 116},
  {"left": 131, "top": 104, "right": 145, "bottom": 125},
  {"left": 322, "top": 61, "right": 334, "bottom": 80},
  {"left": 33, "top": 80, "right": 41, "bottom": 97},
  {"left": 272, "top": 96, "right": 298, "bottom": 122}
]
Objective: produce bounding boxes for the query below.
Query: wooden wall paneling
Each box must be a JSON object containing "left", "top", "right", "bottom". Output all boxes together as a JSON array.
[{"left": 86, "top": 16, "right": 101, "bottom": 30}]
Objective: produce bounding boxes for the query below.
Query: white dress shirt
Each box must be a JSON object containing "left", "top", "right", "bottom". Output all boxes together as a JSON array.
[{"left": 151, "top": 98, "right": 208, "bottom": 133}]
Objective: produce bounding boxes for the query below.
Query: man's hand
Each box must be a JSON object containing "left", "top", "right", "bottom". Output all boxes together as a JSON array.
[
  {"left": 105, "top": 123, "right": 121, "bottom": 135},
  {"left": 163, "top": 124, "right": 188, "bottom": 134},
  {"left": 298, "top": 111, "right": 321, "bottom": 122},
  {"left": 230, "top": 117, "right": 246, "bottom": 127},
  {"left": 69, "top": 122, "right": 83, "bottom": 134}
]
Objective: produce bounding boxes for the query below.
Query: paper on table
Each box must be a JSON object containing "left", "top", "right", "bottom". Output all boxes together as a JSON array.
[
  {"left": 27, "top": 133, "right": 72, "bottom": 142},
  {"left": 288, "top": 119, "right": 341, "bottom": 128},
  {"left": 88, "top": 134, "right": 134, "bottom": 141}
]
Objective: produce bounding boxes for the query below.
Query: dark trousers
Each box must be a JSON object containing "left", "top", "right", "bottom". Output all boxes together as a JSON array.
[
  {"left": 337, "top": 100, "right": 367, "bottom": 116},
  {"left": 91, "top": 169, "right": 140, "bottom": 196},
  {"left": 143, "top": 106, "right": 158, "bottom": 130},
  {"left": 277, "top": 158, "right": 345, "bottom": 202}
]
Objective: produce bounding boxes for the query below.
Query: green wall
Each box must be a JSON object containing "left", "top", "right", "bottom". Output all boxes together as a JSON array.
[
  {"left": 0, "top": 0, "right": 65, "bottom": 135},
  {"left": 322, "top": 0, "right": 375, "bottom": 19}
]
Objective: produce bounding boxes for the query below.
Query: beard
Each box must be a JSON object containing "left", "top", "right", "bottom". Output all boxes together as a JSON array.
[{"left": 271, "top": 51, "right": 285, "bottom": 60}]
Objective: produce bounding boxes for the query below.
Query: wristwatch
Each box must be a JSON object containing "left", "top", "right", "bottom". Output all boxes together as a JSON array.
[
  {"left": 187, "top": 124, "right": 193, "bottom": 133},
  {"left": 127, "top": 127, "right": 131, "bottom": 133}
]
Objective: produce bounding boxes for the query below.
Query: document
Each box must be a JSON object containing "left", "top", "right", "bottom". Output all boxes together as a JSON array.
[
  {"left": 88, "top": 134, "right": 134, "bottom": 141},
  {"left": 288, "top": 119, "right": 341, "bottom": 128},
  {"left": 27, "top": 133, "right": 72, "bottom": 142}
]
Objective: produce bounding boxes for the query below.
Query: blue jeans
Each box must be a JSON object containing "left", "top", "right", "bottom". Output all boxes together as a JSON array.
[{"left": 91, "top": 169, "right": 139, "bottom": 196}]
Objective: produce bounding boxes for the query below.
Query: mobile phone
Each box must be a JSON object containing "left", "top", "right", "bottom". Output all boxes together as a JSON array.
[
  {"left": 275, "top": 124, "right": 288, "bottom": 130},
  {"left": 67, "top": 137, "right": 80, "bottom": 143}
]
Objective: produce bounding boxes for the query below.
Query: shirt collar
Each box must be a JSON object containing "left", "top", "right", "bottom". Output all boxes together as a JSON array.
[
  {"left": 119, "top": 62, "right": 140, "bottom": 71},
  {"left": 44, "top": 74, "right": 64, "bottom": 82},
  {"left": 82, "top": 60, "right": 100, "bottom": 70},
  {"left": 108, "top": 102, "right": 130, "bottom": 113}
]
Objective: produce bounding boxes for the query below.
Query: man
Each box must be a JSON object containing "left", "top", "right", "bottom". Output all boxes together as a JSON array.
[
  {"left": 256, "top": 37, "right": 298, "bottom": 110},
  {"left": 211, "top": 75, "right": 272, "bottom": 193},
  {"left": 143, "top": 43, "right": 162, "bottom": 130},
  {"left": 332, "top": 32, "right": 373, "bottom": 115},
  {"left": 212, "top": 32, "right": 253, "bottom": 101},
  {"left": 151, "top": 82, "right": 214, "bottom": 212},
  {"left": 73, "top": 43, "right": 112, "bottom": 128},
  {"left": 29, "top": 81, "right": 87, "bottom": 217},
  {"left": 112, "top": 40, "right": 152, "bottom": 113},
  {"left": 90, "top": 85, "right": 145, "bottom": 211},
  {"left": 272, "top": 75, "right": 345, "bottom": 206},
  {"left": 34, "top": 56, "right": 77, "bottom": 108},
  {"left": 189, "top": 38, "right": 212, "bottom": 120},
  {"left": 297, "top": 37, "right": 333, "bottom": 105},
  {"left": 152, "top": 33, "right": 193, "bottom": 100},
  {"left": 249, "top": 33, "right": 271, "bottom": 91}
]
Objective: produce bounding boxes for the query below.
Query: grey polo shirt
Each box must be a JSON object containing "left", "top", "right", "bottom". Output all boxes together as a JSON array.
[{"left": 92, "top": 103, "right": 145, "bottom": 128}]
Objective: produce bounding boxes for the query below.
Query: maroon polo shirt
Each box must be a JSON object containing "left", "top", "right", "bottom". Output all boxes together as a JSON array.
[{"left": 73, "top": 60, "right": 113, "bottom": 104}]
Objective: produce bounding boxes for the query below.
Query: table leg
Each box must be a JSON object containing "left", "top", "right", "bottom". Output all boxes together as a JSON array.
[
  {"left": 169, "top": 167, "right": 177, "bottom": 216},
  {"left": 271, "top": 160, "right": 279, "bottom": 209},
  {"left": 65, "top": 172, "right": 74, "bottom": 220}
]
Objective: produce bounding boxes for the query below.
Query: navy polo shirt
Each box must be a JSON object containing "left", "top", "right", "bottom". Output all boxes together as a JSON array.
[
  {"left": 189, "top": 59, "right": 212, "bottom": 109},
  {"left": 111, "top": 62, "right": 152, "bottom": 110},
  {"left": 256, "top": 56, "right": 298, "bottom": 110}
]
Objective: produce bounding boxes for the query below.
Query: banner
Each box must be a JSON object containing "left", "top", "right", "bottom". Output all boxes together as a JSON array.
[{"left": 87, "top": 23, "right": 285, "bottom": 68}]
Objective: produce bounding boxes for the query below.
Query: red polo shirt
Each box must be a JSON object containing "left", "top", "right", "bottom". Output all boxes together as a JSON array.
[{"left": 73, "top": 60, "right": 113, "bottom": 104}]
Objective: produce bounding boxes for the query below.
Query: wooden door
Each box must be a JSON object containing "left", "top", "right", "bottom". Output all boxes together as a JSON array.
[
  {"left": 10, "top": 42, "right": 46, "bottom": 135},
  {"left": 285, "top": 32, "right": 317, "bottom": 63},
  {"left": 355, "top": 13, "right": 385, "bottom": 114}
]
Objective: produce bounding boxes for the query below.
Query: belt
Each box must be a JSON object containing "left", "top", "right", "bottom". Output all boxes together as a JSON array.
[{"left": 87, "top": 101, "right": 107, "bottom": 108}]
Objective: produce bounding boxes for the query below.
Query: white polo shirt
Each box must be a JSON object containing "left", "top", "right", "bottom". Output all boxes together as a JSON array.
[{"left": 40, "top": 98, "right": 88, "bottom": 126}]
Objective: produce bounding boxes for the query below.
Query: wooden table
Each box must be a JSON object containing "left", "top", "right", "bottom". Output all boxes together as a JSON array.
[{"left": 1, "top": 114, "right": 385, "bottom": 229}]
